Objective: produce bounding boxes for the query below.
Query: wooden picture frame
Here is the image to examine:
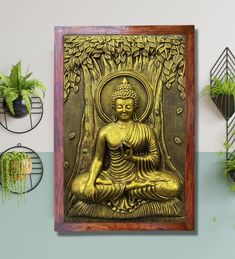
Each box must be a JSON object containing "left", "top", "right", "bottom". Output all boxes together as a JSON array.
[{"left": 54, "top": 26, "right": 195, "bottom": 232}]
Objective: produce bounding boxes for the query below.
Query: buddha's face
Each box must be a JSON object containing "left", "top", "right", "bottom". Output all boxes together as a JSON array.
[{"left": 115, "top": 98, "right": 134, "bottom": 122}]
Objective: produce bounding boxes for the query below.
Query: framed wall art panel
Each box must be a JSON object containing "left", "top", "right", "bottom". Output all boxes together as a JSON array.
[{"left": 54, "top": 25, "right": 195, "bottom": 232}]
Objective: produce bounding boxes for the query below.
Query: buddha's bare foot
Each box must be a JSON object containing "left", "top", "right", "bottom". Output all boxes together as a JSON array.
[
  {"left": 126, "top": 180, "right": 154, "bottom": 191},
  {"left": 96, "top": 178, "right": 113, "bottom": 185}
]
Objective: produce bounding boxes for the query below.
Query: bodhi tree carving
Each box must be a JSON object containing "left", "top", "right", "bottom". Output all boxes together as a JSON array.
[{"left": 63, "top": 35, "right": 185, "bottom": 215}]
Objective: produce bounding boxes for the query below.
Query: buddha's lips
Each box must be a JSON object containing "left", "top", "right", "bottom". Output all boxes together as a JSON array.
[{"left": 121, "top": 113, "right": 128, "bottom": 118}]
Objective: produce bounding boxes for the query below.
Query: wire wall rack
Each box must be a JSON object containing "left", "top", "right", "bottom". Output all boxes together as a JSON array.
[
  {"left": 210, "top": 47, "right": 235, "bottom": 180},
  {"left": 0, "top": 96, "right": 43, "bottom": 134}
]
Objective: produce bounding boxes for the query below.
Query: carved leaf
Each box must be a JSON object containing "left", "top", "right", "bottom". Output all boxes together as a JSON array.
[
  {"left": 158, "top": 46, "right": 165, "bottom": 54},
  {"left": 87, "top": 63, "right": 93, "bottom": 69},
  {"left": 168, "top": 74, "right": 175, "bottom": 83},
  {"left": 76, "top": 76, "right": 81, "bottom": 84},
  {"left": 133, "top": 50, "right": 140, "bottom": 57},
  {"left": 137, "top": 42, "right": 144, "bottom": 48},
  {"left": 174, "top": 137, "right": 182, "bottom": 145},
  {"left": 124, "top": 44, "right": 131, "bottom": 52},
  {"left": 91, "top": 38, "right": 98, "bottom": 43},
  {"left": 149, "top": 42, "right": 156, "bottom": 48},
  {"left": 116, "top": 56, "right": 121, "bottom": 65},
  {"left": 80, "top": 53, "right": 88, "bottom": 62},
  {"left": 176, "top": 107, "right": 184, "bottom": 114},
  {"left": 104, "top": 53, "right": 111, "bottom": 60},
  {"left": 109, "top": 39, "right": 115, "bottom": 46},
  {"left": 163, "top": 67, "right": 170, "bottom": 76},
  {"left": 178, "top": 69, "right": 184, "bottom": 76},
  {"left": 154, "top": 60, "right": 160, "bottom": 68},
  {"left": 65, "top": 63, "right": 71, "bottom": 71},
  {"left": 180, "top": 92, "right": 185, "bottom": 99},
  {"left": 164, "top": 60, "right": 173, "bottom": 70},
  {"left": 121, "top": 54, "right": 126, "bottom": 63},
  {"left": 98, "top": 36, "right": 103, "bottom": 43},
  {"left": 65, "top": 82, "right": 70, "bottom": 89},
  {"left": 173, "top": 55, "right": 183, "bottom": 65},
  {"left": 69, "top": 57, "right": 76, "bottom": 69},
  {"left": 171, "top": 49, "right": 178, "bottom": 55},
  {"left": 84, "top": 41, "right": 90, "bottom": 49},
  {"left": 93, "top": 53, "right": 101, "bottom": 58},
  {"left": 162, "top": 75, "right": 167, "bottom": 84},
  {"left": 96, "top": 44, "right": 103, "bottom": 49},
  {"left": 165, "top": 43, "right": 172, "bottom": 49},
  {"left": 166, "top": 82, "right": 172, "bottom": 89},
  {"left": 87, "top": 58, "right": 92, "bottom": 65},
  {"left": 166, "top": 53, "right": 171, "bottom": 60},
  {"left": 180, "top": 46, "right": 184, "bottom": 54},
  {"left": 172, "top": 39, "right": 181, "bottom": 45},
  {"left": 108, "top": 45, "right": 115, "bottom": 52},
  {"left": 74, "top": 85, "right": 79, "bottom": 92},
  {"left": 79, "top": 45, "right": 85, "bottom": 52},
  {"left": 157, "top": 55, "right": 164, "bottom": 63},
  {"left": 178, "top": 76, "right": 184, "bottom": 86},
  {"left": 144, "top": 44, "right": 150, "bottom": 52},
  {"left": 142, "top": 50, "right": 148, "bottom": 57},
  {"left": 85, "top": 47, "right": 92, "bottom": 53},
  {"left": 179, "top": 60, "right": 185, "bottom": 68}
]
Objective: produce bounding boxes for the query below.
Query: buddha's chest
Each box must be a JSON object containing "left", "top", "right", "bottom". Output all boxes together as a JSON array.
[{"left": 105, "top": 128, "right": 130, "bottom": 149}]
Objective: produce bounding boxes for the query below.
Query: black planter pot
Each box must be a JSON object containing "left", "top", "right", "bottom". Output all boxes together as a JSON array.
[
  {"left": 3, "top": 96, "right": 29, "bottom": 118},
  {"left": 212, "top": 94, "right": 235, "bottom": 120}
]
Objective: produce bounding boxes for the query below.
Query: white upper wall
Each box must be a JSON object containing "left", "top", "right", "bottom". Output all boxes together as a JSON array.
[{"left": 0, "top": 0, "right": 234, "bottom": 152}]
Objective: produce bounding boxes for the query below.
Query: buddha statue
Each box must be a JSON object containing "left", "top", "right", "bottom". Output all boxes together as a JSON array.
[{"left": 71, "top": 78, "right": 182, "bottom": 215}]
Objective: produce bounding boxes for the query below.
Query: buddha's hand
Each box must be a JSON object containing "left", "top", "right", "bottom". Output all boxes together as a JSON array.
[
  {"left": 121, "top": 141, "right": 134, "bottom": 162},
  {"left": 83, "top": 182, "right": 96, "bottom": 202}
]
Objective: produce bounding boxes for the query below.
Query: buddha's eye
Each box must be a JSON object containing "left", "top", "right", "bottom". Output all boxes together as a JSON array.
[
  {"left": 126, "top": 105, "right": 133, "bottom": 109},
  {"left": 116, "top": 105, "right": 123, "bottom": 109}
]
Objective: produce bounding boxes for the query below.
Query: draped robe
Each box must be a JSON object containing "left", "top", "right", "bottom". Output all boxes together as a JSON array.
[{"left": 91, "top": 122, "right": 181, "bottom": 213}]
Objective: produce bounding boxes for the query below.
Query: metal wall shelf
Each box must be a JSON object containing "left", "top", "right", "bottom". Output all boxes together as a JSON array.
[{"left": 0, "top": 96, "right": 43, "bottom": 134}]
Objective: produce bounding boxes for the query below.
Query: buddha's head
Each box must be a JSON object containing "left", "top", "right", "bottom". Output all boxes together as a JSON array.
[{"left": 111, "top": 78, "right": 140, "bottom": 122}]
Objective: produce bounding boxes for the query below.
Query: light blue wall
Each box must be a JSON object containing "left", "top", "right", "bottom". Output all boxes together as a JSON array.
[{"left": 0, "top": 152, "right": 234, "bottom": 259}]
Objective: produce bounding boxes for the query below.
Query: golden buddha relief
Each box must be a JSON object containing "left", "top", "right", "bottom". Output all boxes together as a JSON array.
[{"left": 63, "top": 34, "right": 186, "bottom": 221}]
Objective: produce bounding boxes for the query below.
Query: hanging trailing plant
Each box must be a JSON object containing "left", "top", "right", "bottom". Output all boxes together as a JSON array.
[{"left": 0, "top": 152, "right": 32, "bottom": 204}]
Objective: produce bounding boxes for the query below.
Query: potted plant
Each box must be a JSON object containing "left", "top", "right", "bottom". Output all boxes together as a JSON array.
[
  {"left": 224, "top": 156, "right": 235, "bottom": 191},
  {"left": 220, "top": 141, "right": 235, "bottom": 191},
  {"left": 0, "top": 61, "right": 46, "bottom": 118},
  {"left": 0, "top": 151, "right": 32, "bottom": 203},
  {"left": 201, "top": 77, "right": 235, "bottom": 120}
]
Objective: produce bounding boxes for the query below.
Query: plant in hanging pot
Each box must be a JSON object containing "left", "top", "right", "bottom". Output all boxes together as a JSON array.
[
  {"left": 220, "top": 141, "right": 235, "bottom": 191},
  {"left": 0, "top": 152, "right": 32, "bottom": 203},
  {"left": 201, "top": 77, "right": 235, "bottom": 120},
  {"left": 0, "top": 61, "right": 46, "bottom": 118},
  {"left": 224, "top": 156, "right": 235, "bottom": 191}
]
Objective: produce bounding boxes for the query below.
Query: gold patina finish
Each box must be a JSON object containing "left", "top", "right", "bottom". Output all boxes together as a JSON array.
[
  {"left": 72, "top": 78, "right": 181, "bottom": 214},
  {"left": 64, "top": 35, "right": 185, "bottom": 219}
]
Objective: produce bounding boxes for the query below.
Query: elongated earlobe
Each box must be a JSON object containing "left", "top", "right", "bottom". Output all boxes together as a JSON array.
[
  {"left": 112, "top": 113, "right": 118, "bottom": 122},
  {"left": 133, "top": 113, "right": 138, "bottom": 121}
]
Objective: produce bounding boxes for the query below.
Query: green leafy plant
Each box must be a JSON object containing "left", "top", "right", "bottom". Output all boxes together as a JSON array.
[
  {"left": 0, "top": 152, "right": 32, "bottom": 204},
  {"left": 0, "top": 61, "right": 46, "bottom": 115},
  {"left": 201, "top": 77, "right": 235, "bottom": 97},
  {"left": 220, "top": 141, "right": 235, "bottom": 192}
]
